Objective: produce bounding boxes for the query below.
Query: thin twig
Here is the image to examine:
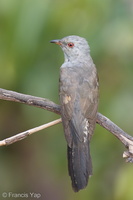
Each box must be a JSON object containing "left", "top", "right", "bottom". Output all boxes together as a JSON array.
[
  {"left": 0, "top": 118, "right": 62, "bottom": 146},
  {"left": 0, "top": 88, "right": 133, "bottom": 162}
]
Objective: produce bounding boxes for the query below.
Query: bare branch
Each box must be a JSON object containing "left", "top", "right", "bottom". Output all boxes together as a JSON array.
[
  {"left": 96, "top": 113, "right": 133, "bottom": 162},
  {"left": 0, "top": 88, "right": 133, "bottom": 162},
  {"left": 0, "top": 118, "right": 61, "bottom": 146},
  {"left": 0, "top": 88, "right": 60, "bottom": 114}
]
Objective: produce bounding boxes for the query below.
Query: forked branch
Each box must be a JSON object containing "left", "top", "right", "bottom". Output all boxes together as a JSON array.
[{"left": 0, "top": 88, "right": 133, "bottom": 162}]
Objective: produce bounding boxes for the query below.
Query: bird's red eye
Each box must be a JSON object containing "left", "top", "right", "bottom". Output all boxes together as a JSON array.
[{"left": 67, "top": 42, "right": 74, "bottom": 48}]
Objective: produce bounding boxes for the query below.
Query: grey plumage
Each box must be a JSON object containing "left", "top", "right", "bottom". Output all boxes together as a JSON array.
[{"left": 50, "top": 35, "right": 99, "bottom": 192}]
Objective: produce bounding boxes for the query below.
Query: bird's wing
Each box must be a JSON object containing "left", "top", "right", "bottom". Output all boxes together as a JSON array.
[{"left": 59, "top": 63, "right": 99, "bottom": 147}]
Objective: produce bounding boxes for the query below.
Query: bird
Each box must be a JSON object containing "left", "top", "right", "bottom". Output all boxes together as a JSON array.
[{"left": 50, "top": 35, "right": 99, "bottom": 192}]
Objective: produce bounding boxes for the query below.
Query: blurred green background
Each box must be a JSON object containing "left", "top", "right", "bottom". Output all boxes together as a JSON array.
[{"left": 0, "top": 0, "right": 133, "bottom": 199}]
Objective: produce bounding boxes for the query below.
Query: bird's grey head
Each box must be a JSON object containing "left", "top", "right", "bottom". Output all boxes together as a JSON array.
[{"left": 50, "top": 35, "right": 90, "bottom": 62}]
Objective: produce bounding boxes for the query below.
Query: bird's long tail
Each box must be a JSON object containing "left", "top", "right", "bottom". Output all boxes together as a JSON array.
[{"left": 67, "top": 141, "right": 92, "bottom": 192}]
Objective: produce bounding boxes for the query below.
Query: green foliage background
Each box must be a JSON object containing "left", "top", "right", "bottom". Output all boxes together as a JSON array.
[{"left": 0, "top": 0, "right": 133, "bottom": 199}]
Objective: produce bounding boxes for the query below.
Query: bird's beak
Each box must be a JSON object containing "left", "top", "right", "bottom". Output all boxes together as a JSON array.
[{"left": 50, "top": 39, "right": 62, "bottom": 45}]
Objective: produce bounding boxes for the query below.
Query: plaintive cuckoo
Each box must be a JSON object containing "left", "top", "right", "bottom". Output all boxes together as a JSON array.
[{"left": 50, "top": 35, "right": 99, "bottom": 192}]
